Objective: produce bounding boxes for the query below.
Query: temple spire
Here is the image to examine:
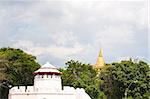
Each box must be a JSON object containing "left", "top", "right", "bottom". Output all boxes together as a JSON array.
[
  {"left": 93, "top": 48, "right": 105, "bottom": 71},
  {"left": 99, "top": 49, "right": 103, "bottom": 57}
]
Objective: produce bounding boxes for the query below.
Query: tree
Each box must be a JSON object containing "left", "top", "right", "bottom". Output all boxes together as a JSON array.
[
  {"left": 61, "top": 60, "right": 106, "bottom": 99},
  {"left": 99, "top": 59, "right": 150, "bottom": 99},
  {"left": 0, "top": 47, "right": 40, "bottom": 99}
]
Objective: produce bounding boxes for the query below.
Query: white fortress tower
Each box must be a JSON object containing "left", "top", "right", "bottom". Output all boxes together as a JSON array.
[
  {"left": 9, "top": 62, "right": 91, "bottom": 99},
  {"left": 33, "top": 62, "right": 62, "bottom": 92}
]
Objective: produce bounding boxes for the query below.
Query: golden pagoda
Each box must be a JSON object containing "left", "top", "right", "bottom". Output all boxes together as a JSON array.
[{"left": 93, "top": 49, "right": 105, "bottom": 71}]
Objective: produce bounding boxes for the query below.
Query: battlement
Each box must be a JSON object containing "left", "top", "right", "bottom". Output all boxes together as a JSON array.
[
  {"left": 34, "top": 74, "right": 61, "bottom": 80},
  {"left": 9, "top": 86, "right": 34, "bottom": 93}
]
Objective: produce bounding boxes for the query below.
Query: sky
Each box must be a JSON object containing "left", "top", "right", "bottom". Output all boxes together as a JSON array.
[{"left": 0, "top": 0, "right": 149, "bottom": 67}]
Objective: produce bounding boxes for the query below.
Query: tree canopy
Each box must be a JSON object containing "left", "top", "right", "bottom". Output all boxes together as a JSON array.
[
  {"left": 99, "top": 59, "right": 150, "bottom": 99},
  {"left": 0, "top": 47, "right": 40, "bottom": 99},
  {"left": 61, "top": 60, "right": 106, "bottom": 99},
  {"left": 61, "top": 59, "right": 150, "bottom": 99},
  {"left": 0, "top": 47, "right": 149, "bottom": 99}
]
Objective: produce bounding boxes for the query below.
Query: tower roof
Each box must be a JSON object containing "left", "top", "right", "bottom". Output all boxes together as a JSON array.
[
  {"left": 93, "top": 49, "right": 105, "bottom": 70},
  {"left": 34, "top": 62, "right": 61, "bottom": 75}
]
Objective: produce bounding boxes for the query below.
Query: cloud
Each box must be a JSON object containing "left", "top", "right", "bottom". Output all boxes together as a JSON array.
[
  {"left": 12, "top": 39, "right": 85, "bottom": 59},
  {"left": 96, "top": 25, "right": 136, "bottom": 47},
  {"left": 50, "top": 32, "right": 77, "bottom": 46},
  {"left": 0, "top": 0, "right": 148, "bottom": 66}
]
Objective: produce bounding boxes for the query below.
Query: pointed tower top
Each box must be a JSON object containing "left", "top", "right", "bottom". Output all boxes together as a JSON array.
[
  {"left": 42, "top": 62, "right": 56, "bottom": 69},
  {"left": 93, "top": 48, "right": 105, "bottom": 71},
  {"left": 99, "top": 49, "right": 103, "bottom": 57},
  {"left": 34, "top": 62, "right": 61, "bottom": 75}
]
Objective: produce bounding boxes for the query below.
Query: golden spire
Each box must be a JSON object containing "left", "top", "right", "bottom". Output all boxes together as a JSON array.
[
  {"left": 99, "top": 49, "right": 103, "bottom": 57},
  {"left": 93, "top": 49, "right": 105, "bottom": 71}
]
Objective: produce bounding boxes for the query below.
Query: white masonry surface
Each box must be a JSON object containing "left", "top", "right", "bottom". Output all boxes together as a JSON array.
[{"left": 8, "top": 62, "right": 91, "bottom": 99}]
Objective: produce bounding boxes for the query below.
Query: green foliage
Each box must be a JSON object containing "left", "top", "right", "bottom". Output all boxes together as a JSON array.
[
  {"left": 0, "top": 47, "right": 149, "bottom": 99},
  {"left": 61, "top": 60, "right": 106, "bottom": 99},
  {"left": 0, "top": 47, "right": 40, "bottom": 99},
  {"left": 99, "top": 59, "right": 150, "bottom": 99}
]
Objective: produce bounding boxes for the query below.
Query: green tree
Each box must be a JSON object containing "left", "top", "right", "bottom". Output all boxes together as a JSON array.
[
  {"left": 0, "top": 47, "right": 40, "bottom": 99},
  {"left": 61, "top": 60, "right": 106, "bottom": 99},
  {"left": 99, "top": 59, "right": 150, "bottom": 99}
]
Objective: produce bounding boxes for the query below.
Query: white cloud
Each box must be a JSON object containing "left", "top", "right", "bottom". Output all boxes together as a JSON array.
[
  {"left": 12, "top": 39, "right": 85, "bottom": 59},
  {"left": 12, "top": 40, "right": 43, "bottom": 56},
  {"left": 0, "top": 0, "right": 148, "bottom": 65},
  {"left": 96, "top": 25, "right": 135, "bottom": 46},
  {"left": 50, "top": 31, "right": 77, "bottom": 46}
]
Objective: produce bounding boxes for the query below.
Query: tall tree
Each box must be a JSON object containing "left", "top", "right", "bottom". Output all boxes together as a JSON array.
[
  {"left": 99, "top": 59, "right": 150, "bottom": 99},
  {"left": 61, "top": 60, "right": 106, "bottom": 99},
  {"left": 0, "top": 47, "right": 40, "bottom": 99}
]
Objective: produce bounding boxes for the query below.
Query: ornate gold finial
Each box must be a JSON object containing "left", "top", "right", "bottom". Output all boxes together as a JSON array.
[{"left": 99, "top": 49, "right": 103, "bottom": 57}]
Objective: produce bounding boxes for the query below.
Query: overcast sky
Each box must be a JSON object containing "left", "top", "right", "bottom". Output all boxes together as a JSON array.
[{"left": 0, "top": 0, "right": 149, "bottom": 67}]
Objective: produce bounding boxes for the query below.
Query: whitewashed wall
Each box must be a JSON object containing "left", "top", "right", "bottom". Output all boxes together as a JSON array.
[{"left": 9, "top": 93, "right": 76, "bottom": 99}]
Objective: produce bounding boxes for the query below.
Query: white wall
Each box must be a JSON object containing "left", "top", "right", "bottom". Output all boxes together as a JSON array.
[
  {"left": 9, "top": 87, "right": 91, "bottom": 99},
  {"left": 34, "top": 74, "right": 62, "bottom": 91},
  {"left": 9, "top": 93, "right": 76, "bottom": 99}
]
